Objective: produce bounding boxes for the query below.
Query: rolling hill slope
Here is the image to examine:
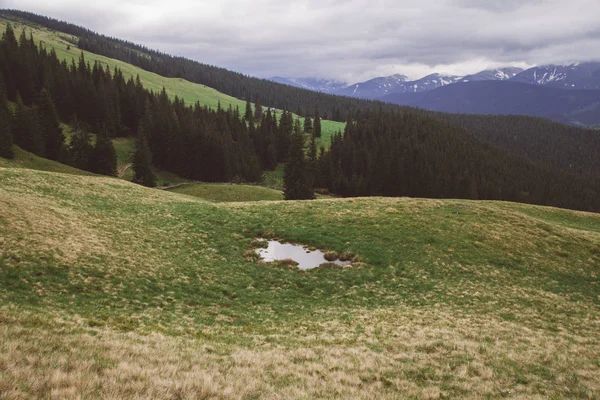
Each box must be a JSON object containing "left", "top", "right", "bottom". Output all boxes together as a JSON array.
[
  {"left": 0, "top": 15, "right": 345, "bottom": 146},
  {"left": 0, "top": 18, "right": 245, "bottom": 110},
  {"left": 0, "top": 145, "right": 94, "bottom": 176},
  {"left": 168, "top": 182, "right": 284, "bottom": 202},
  {"left": 1, "top": 165, "right": 599, "bottom": 398}
]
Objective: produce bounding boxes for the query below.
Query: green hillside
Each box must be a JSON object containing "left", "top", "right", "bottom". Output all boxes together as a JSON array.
[
  {"left": 0, "top": 146, "right": 94, "bottom": 176},
  {"left": 1, "top": 165, "right": 599, "bottom": 398},
  {"left": 169, "top": 183, "right": 284, "bottom": 202},
  {"left": 0, "top": 16, "right": 345, "bottom": 146}
]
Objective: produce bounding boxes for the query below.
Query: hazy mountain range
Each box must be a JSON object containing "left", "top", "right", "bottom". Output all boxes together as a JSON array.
[
  {"left": 271, "top": 63, "right": 600, "bottom": 126},
  {"left": 271, "top": 63, "right": 600, "bottom": 97},
  {"left": 270, "top": 67, "right": 523, "bottom": 97}
]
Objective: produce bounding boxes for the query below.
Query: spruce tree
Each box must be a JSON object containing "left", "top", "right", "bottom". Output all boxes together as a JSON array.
[
  {"left": 304, "top": 116, "right": 312, "bottom": 133},
  {"left": 13, "top": 94, "right": 44, "bottom": 156},
  {"left": 316, "top": 146, "right": 329, "bottom": 188},
  {"left": 2, "top": 23, "right": 17, "bottom": 48},
  {"left": 308, "top": 131, "right": 318, "bottom": 188},
  {"left": 244, "top": 99, "right": 253, "bottom": 123},
  {"left": 254, "top": 99, "right": 263, "bottom": 121},
  {"left": 37, "top": 88, "right": 64, "bottom": 161},
  {"left": 90, "top": 126, "right": 117, "bottom": 176},
  {"left": 283, "top": 120, "right": 314, "bottom": 200},
  {"left": 0, "top": 80, "right": 14, "bottom": 159},
  {"left": 68, "top": 117, "right": 92, "bottom": 170},
  {"left": 132, "top": 122, "right": 156, "bottom": 187},
  {"left": 314, "top": 107, "right": 322, "bottom": 138},
  {"left": 275, "top": 109, "right": 293, "bottom": 162},
  {"left": 1, "top": 24, "right": 18, "bottom": 101}
]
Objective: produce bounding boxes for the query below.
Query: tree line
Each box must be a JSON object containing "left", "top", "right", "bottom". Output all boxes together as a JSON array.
[
  {"left": 0, "top": 23, "right": 299, "bottom": 185},
  {"left": 314, "top": 110, "right": 600, "bottom": 212},
  {"left": 0, "top": 9, "right": 403, "bottom": 123},
  {"left": 0, "top": 27, "right": 117, "bottom": 176},
  {"left": 435, "top": 112, "right": 600, "bottom": 179}
]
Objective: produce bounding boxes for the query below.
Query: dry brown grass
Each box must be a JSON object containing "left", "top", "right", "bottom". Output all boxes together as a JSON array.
[{"left": 0, "top": 306, "right": 598, "bottom": 399}]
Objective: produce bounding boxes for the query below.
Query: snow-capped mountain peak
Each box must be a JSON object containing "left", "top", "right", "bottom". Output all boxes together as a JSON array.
[
  {"left": 337, "top": 74, "right": 410, "bottom": 98},
  {"left": 460, "top": 67, "right": 523, "bottom": 83},
  {"left": 510, "top": 62, "right": 600, "bottom": 89}
]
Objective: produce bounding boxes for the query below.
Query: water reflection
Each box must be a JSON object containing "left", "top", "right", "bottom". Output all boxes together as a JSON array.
[{"left": 255, "top": 240, "right": 350, "bottom": 270}]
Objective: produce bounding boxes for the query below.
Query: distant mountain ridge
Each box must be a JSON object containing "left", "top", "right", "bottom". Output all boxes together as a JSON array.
[
  {"left": 271, "top": 63, "right": 600, "bottom": 100},
  {"left": 269, "top": 67, "right": 523, "bottom": 98},
  {"left": 271, "top": 63, "right": 600, "bottom": 126}
]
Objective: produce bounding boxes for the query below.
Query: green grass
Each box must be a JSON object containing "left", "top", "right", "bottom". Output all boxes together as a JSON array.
[
  {"left": 262, "top": 164, "right": 285, "bottom": 188},
  {"left": 1, "top": 165, "right": 599, "bottom": 398},
  {"left": 169, "top": 183, "right": 284, "bottom": 202},
  {"left": 112, "top": 137, "right": 135, "bottom": 168},
  {"left": 0, "top": 16, "right": 345, "bottom": 148},
  {"left": 0, "top": 146, "right": 94, "bottom": 176}
]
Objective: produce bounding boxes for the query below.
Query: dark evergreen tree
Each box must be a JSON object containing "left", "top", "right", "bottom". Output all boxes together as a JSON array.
[
  {"left": 284, "top": 120, "right": 314, "bottom": 200},
  {"left": 308, "top": 131, "right": 318, "bottom": 188},
  {"left": 275, "top": 109, "right": 292, "bottom": 162},
  {"left": 2, "top": 23, "right": 17, "bottom": 47},
  {"left": 68, "top": 117, "right": 92, "bottom": 170},
  {"left": 304, "top": 116, "right": 312, "bottom": 133},
  {"left": 13, "top": 94, "right": 43, "bottom": 156},
  {"left": 244, "top": 99, "right": 253, "bottom": 122},
  {"left": 254, "top": 99, "right": 263, "bottom": 121},
  {"left": 314, "top": 107, "right": 322, "bottom": 138},
  {"left": 90, "top": 126, "right": 117, "bottom": 176},
  {"left": 0, "top": 80, "right": 14, "bottom": 158},
  {"left": 0, "top": 23, "right": 19, "bottom": 101},
  {"left": 315, "top": 146, "right": 329, "bottom": 188},
  {"left": 15, "top": 29, "right": 35, "bottom": 105},
  {"left": 36, "top": 88, "right": 65, "bottom": 161},
  {"left": 132, "top": 122, "right": 156, "bottom": 187}
]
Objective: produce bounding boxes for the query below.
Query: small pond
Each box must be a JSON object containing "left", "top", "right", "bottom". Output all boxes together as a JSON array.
[{"left": 255, "top": 240, "right": 351, "bottom": 270}]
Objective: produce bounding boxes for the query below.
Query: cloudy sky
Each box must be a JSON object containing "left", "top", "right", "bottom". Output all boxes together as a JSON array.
[{"left": 4, "top": 0, "right": 600, "bottom": 83}]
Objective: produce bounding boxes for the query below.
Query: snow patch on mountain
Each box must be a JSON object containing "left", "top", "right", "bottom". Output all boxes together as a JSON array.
[
  {"left": 336, "top": 74, "right": 409, "bottom": 98},
  {"left": 461, "top": 68, "right": 523, "bottom": 83},
  {"left": 510, "top": 62, "right": 600, "bottom": 89},
  {"left": 269, "top": 77, "right": 347, "bottom": 93}
]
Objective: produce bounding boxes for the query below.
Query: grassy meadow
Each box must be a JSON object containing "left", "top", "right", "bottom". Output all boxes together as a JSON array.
[
  {"left": 262, "top": 164, "right": 285, "bottom": 188},
  {"left": 169, "top": 183, "right": 284, "bottom": 202},
  {"left": 1, "top": 165, "right": 599, "bottom": 399},
  {"left": 0, "top": 146, "right": 94, "bottom": 176},
  {"left": 0, "top": 16, "right": 344, "bottom": 147}
]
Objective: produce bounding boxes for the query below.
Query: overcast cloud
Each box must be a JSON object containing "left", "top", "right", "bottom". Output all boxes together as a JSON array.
[{"left": 3, "top": 0, "right": 600, "bottom": 83}]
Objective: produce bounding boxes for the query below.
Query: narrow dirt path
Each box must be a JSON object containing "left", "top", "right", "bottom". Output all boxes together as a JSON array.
[
  {"left": 117, "top": 163, "right": 133, "bottom": 178},
  {"left": 159, "top": 181, "right": 199, "bottom": 190}
]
